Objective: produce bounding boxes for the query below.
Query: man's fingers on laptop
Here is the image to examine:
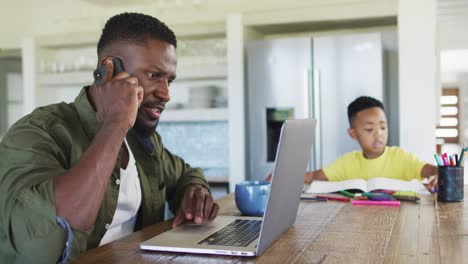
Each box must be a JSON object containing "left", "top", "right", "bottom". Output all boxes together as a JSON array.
[
  {"left": 193, "top": 188, "right": 206, "bottom": 224},
  {"left": 171, "top": 209, "right": 185, "bottom": 228},
  {"left": 183, "top": 186, "right": 196, "bottom": 220},
  {"left": 203, "top": 195, "right": 214, "bottom": 221},
  {"left": 208, "top": 203, "right": 219, "bottom": 222},
  {"left": 265, "top": 173, "right": 272, "bottom": 182}
]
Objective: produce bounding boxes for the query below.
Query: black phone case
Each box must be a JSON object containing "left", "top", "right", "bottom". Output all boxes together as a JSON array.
[{"left": 93, "top": 58, "right": 124, "bottom": 85}]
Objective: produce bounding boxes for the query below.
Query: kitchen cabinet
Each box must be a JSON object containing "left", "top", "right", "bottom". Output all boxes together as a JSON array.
[{"left": 34, "top": 36, "right": 228, "bottom": 123}]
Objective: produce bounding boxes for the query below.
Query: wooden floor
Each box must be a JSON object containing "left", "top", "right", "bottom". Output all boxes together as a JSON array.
[{"left": 74, "top": 190, "right": 468, "bottom": 263}]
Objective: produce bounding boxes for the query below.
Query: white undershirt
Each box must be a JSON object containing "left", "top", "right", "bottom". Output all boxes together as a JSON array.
[{"left": 99, "top": 139, "right": 142, "bottom": 246}]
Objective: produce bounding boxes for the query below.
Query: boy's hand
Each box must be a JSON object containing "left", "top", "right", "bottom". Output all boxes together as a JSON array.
[
  {"left": 424, "top": 175, "right": 438, "bottom": 193},
  {"left": 304, "top": 172, "right": 314, "bottom": 184},
  {"left": 421, "top": 164, "right": 438, "bottom": 193}
]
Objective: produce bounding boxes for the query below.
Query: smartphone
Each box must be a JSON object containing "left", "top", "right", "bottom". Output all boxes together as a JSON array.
[{"left": 93, "top": 57, "right": 124, "bottom": 85}]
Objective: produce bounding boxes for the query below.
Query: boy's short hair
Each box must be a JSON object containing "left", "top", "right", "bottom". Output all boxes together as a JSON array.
[
  {"left": 97, "top": 12, "right": 177, "bottom": 56},
  {"left": 347, "top": 96, "right": 384, "bottom": 125}
]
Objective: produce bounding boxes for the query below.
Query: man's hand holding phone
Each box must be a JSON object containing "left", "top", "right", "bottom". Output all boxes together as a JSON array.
[{"left": 93, "top": 58, "right": 144, "bottom": 131}]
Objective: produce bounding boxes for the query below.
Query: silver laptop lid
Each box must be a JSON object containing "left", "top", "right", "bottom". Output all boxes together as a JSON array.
[{"left": 256, "top": 118, "right": 316, "bottom": 255}]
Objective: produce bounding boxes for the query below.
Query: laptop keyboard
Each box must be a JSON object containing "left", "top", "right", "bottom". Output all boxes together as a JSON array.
[{"left": 198, "top": 219, "right": 262, "bottom": 247}]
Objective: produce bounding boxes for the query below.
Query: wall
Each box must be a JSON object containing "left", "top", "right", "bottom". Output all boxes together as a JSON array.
[
  {"left": 0, "top": 0, "right": 398, "bottom": 49},
  {"left": 157, "top": 121, "right": 229, "bottom": 178},
  {"left": 398, "top": 0, "right": 437, "bottom": 162}
]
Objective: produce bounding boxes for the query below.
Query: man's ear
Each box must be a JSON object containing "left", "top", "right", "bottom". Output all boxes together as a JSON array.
[{"left": 348, "top": 127, "right": 357, "bottom": 140}]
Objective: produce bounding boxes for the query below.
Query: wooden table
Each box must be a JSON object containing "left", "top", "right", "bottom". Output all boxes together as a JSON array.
[{"left": 74, "top": 190, "right": 468, "bottom": 263}]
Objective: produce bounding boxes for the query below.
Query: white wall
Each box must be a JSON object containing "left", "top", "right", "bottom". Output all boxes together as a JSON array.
[
  {"left": 398, "top": 0, "right": 437, "bottom": 162},
  {"left": 0, "top": 0, "right": 398, "bottom": 49},
  {"left": 226, "top": 14, "right": 247, "bottom": 191},
  {"left": 21, "top": 37, "right": 35, "bottom": 115}
]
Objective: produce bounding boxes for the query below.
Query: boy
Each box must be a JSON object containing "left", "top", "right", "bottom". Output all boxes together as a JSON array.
[{"left": 304, "top": 96, "right": 437, "bottom": 189}]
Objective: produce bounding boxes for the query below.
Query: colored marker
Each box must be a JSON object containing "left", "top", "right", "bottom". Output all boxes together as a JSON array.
[
  {"left": 361, "top": 192, "right": 386, "bottom": 197},
  {"left": 393, "top": 191, "right": 419, "bottom": 197},
  {"left": 443, "top": 153, "right": 449, "bottom": 166},
  {"left": 393, "top": 195, "right": 420, "bottom": 202},
  {"left": 316, "top": 195, "right": 350, "bottom": 202},
  {"left": 368, "top": 194, "right": 393, "bottom": 201},
  {"left": 339, "top": 190, "right": 355, "bottom": 199},
  {"left": 300, "top": 197, "right": 327, "bottom": 202},
  {"left": 352, "top": 200, "right": 400, "bottom": 206},
  {"left": 373, "top": 190, "right": 396, "bottom": 195},
  {"left": 440, "top": 154, "right": 447, "bottom": 166},
  {"left": 434, "top": 154, "right": 442, "bottom": 166},
  {"left": 459, "top": 148, "right": 466, "bottom": 166},
  {"left": 450, "top": 155, "right": 455, "bottom": 167}
]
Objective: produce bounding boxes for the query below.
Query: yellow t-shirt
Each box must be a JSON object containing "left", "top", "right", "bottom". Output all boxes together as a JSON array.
[{"left": 323, "top": 146, "right": 427, "bottom": 181}]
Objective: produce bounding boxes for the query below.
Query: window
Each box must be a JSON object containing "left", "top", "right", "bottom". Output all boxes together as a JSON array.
[{"left": 436, "top": 88, "right": 459, "bottom": 143}]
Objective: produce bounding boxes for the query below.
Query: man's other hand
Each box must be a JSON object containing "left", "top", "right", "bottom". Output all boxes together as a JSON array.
[{"left": 171, "top": 184, "right": 219, "bottom": 228}]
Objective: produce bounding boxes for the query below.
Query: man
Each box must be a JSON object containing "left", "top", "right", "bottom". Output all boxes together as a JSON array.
[{"left": 0, "top": 12, "right": 219, "bottom": 263}]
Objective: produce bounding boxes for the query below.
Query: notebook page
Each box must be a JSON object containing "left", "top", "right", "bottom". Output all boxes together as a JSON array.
[
  {"left": 366, "top": 177, "right": 428, "bottom": 193},
  {"left": 304, "top": 179, "right": 368, "bottom": 194}
]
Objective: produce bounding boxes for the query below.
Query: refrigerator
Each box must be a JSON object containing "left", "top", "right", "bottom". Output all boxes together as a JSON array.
[{"left": 246, "top": 32, "right": 384, "bottom": 181}]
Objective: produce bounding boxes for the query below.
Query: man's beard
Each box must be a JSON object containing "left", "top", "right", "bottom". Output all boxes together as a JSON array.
[{"left": 132, "top": 115, "right": 159, "bottom": 138}]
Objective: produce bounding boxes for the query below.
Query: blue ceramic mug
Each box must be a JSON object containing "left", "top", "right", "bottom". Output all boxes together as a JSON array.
[{"left": 235, "top": 181, "right": 271, "bottom": 216}]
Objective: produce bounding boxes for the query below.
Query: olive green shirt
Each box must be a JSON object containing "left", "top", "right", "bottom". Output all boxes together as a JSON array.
[{"left": 0, "top": 87, "right": 210, "bottom": 263}]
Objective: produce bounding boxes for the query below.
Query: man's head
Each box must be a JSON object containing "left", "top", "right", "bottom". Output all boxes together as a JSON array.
[
  {"left": 97, "top": 12, "right": 177, "bottom": 137},
  {"left": 347, "top": 96, "right": 388, "bottom": 159}
]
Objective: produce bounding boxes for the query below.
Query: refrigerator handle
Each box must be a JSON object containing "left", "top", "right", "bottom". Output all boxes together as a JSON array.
[{"left": 312, "top": 68, "right": 322, "bottom": 170}]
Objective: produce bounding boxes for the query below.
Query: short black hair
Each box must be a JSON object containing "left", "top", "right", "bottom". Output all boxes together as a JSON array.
[
  {"left": 97, "top": 12, "right": 177, "bottom": 56},
  {"left": 347, "top": 96, "right": 384, "bottom": 125}
]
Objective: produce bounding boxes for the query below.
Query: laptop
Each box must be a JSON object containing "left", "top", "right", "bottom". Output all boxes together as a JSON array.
[{"left": 140, "top": 118, "right": 316, "bottom": 256}]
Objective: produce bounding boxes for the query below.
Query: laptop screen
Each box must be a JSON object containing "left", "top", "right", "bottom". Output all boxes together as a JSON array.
[{"left": 256, "top": 118, "right": 316, "bottom": 255}]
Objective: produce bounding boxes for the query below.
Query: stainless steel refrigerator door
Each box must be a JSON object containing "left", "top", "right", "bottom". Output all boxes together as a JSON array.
[
  {"left": 312, "top": 32, "right": 383, "bottom": 170},
  {"left": 247, "top": 38, "right": 313, "bottom": 181}
]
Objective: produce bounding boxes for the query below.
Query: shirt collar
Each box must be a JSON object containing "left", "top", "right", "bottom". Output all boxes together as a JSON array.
[{"left": 74, "top": 86, "right": 102, "bottom": 141}]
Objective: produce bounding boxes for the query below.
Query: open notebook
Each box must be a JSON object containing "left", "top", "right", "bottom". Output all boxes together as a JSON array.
[{"left": 303, "top": 177, "right": 429, "bottom": 194}]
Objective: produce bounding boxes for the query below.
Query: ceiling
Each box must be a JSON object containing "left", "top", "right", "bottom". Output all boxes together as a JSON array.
[
  {"left": 79, "top": 0, "right": 202, "bottom": 7},
  {"left": 438, "top": 0, "right": 468, "bottom": 50},
  {"left": 438, "top": 0, "right": 468, "bottom": 21}
]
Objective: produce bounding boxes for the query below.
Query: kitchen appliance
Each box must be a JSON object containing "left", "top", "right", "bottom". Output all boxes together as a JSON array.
[{"left": 247, "top": 32, "right": 384, "bottom": 180}]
